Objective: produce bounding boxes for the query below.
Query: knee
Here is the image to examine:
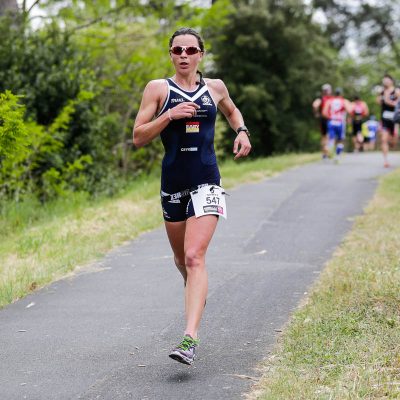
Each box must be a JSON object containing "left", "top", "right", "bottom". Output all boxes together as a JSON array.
[{"left": 185, "top": 248, "right": 204, "bottom": 269}]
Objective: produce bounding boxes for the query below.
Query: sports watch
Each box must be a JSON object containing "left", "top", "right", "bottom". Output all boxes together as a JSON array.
[{"left": 236, "top": 126, "right": 250, "bottom": 137}]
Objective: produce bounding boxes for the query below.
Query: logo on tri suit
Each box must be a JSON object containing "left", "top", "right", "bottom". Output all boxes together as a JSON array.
[
  {"left": 180, "top": 147, "right": 198, "bottom": 152},
  {"left": 186, "top": 121, "right": 200, "bottom": 133},
  {"left": 201, "top": 95, "right": 213, "bottom": 106}
]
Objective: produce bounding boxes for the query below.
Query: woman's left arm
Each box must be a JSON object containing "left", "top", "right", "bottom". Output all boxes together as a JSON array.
[{"left": 210, "top": 79, "right": 252, "bottom": 160}]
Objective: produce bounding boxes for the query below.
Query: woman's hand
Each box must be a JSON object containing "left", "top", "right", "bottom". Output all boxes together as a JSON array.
[
  {"left": 169, "top": 102, "right": 200, "bottom": 120},
  {"left": 168, "top": 101, "right": 200, "bottom": 120},
  {"left": 233, "top": 132, "right": 252, "bottom": 160}
]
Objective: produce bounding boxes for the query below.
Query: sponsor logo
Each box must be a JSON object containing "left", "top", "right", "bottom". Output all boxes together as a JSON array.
[
  {"left": 171, "top": 192, "right": 182, "bottom": 200},
  {"left": 168, "top": 199, "right": 181, "bottom": 204},
  {"left": 170, "top": 189, "right": 189, "bottom": 201},
  {"left": 171, "top": 98, "right": 185, "bottom": 103},
  {"left": 181, "top": 147, "right": 198, "bottom": 152},
  {"left": 203, "top": 205, "right": 224, "bottom": 214},
  {"left": 186, "top": 121, "right": 200, "bottom": 133},
  {"left": 201, "top": 95, "right": 213, "bottom": 106}
]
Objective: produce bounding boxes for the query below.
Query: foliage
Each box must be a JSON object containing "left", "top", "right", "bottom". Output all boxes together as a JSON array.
[
  {"left": 312, "top": 0, "right": 400, "bottom": 116},
  {"left": 313, "top": 0, "right": 400, "bottom": 63},
  {"left": 210, "top": 0, "right": 337, "bottom": 155},
  {"left": 1, "top": 0, "right": 395, "bottom": 204},
  {"left": 0, "top": 0, "right": 236, "bottom": 205},
  {"left": 0, "top": 91, "right": 28, "bottom": 161},
  {"left": 0, "top": 90, "right": 100, "bottom": 201},
  {"left": 0, "top": 18, "right": 128, "bottom": 201}
]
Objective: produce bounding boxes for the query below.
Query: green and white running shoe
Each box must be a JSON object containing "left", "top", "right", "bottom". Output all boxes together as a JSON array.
[{"left": 169, "top": 335, "right": 199, "bottom": 365}]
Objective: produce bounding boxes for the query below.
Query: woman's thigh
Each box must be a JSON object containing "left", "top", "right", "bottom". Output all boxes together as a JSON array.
[
  {"left": 165, "top": 221, "right": 186, "bottom": 262},
  {"left": 184, "top": 215, "right": 218, "bottom": 257}
]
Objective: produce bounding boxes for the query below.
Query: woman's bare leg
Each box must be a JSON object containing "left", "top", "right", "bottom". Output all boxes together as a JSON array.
[
  {"left": 164, "top": 221, "right": 187, "bottom": 283},
  {"left": 381, "top": 129, "right": 390, "bottom": 167},
  {"left": 183, "top": 215, "right": 218, "bottom": 339}
]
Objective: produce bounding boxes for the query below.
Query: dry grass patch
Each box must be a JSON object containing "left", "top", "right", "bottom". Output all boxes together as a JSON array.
[
  {"left": 252, "top": 168, "right": 400, "bottom": 399},
  {"left": 0, "top": 196, "right": 161, "bottom": 307}
]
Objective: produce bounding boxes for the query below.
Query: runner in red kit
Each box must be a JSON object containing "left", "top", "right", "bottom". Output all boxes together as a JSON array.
[
  {"left": 322, "top": 87, "right": 352, "bottom": 162},
  {"left": 350, "top": 95, "right": 369, "bottom": 152}
]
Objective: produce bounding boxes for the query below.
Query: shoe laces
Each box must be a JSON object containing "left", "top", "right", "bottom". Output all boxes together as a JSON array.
[{"left": 177, "top": 335, "right": 198, "bottom": 351}]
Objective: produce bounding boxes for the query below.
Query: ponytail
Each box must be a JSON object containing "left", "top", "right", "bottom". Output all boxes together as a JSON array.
[{"left": 196, "top": 70, "right": 205, "bottom": 86}]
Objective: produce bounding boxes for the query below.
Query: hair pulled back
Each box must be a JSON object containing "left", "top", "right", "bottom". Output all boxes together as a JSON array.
[{"left": 169, "top": 27, "right": 205, "bottom": 52}]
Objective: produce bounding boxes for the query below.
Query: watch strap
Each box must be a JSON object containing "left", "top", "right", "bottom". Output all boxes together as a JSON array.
[{"left": 236, "top": 126, "right": 250, "bottom": 137}]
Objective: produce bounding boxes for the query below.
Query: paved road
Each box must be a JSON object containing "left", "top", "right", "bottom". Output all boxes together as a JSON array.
[{"left": 1, "top": 152, "right": 399, "bottom": 400}]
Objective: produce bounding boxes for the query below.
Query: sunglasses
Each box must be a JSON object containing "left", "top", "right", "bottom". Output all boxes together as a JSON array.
[{"left": 170, "top": 46, "right": 202, "bottom": 55}]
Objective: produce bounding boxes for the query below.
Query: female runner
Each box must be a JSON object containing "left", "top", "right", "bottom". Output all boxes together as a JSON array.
[{"left": 133, "top": 28, "right": 251, "bottom": 365}]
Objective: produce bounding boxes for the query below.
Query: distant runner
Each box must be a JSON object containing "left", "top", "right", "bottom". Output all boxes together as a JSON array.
[
  {"left": 362, "top": 115, "right": 379, "bottom": 151},
  {"left": 322, "top": 87, "right": 352, "bottom": 162},
  {"left": 312, "top": 83, "right": 332, "bottom": 159},
  {"left": 350, "top": 95, "right": 369, "bottom": 152},
  {"left": 376, "top": 74, "right": 400, "bottom": 167}
]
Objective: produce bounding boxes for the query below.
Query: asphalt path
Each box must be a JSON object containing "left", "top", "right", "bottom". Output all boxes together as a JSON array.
[{"left": 1, "top": 152, "right": 399, "bottom": 400}]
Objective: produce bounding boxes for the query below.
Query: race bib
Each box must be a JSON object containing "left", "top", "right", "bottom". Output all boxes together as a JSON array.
[
  {"left": 190, "top": 185, "right": 227, "bottom": 219},
  {"left": 382, "top": 110, "right": 394, "bottom": 121}
]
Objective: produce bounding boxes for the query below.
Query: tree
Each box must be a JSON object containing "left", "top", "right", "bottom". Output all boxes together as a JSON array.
[
  {"left": 211, "top": 0, "right": 337, "bottom": 155},
  {"left": 313, "top": 0, "right": 400, "bottom": 63},
  {"left": 0, "top": 0, "right": 18, "bottom": 16}
]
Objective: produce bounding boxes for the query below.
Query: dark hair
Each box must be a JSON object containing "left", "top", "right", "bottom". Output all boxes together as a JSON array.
[
  {"left": 353, "top": 95, "right": 360, "bottom": 101},
  {"left": 383, "top": 73, "right": 395, "bottom": 84},
  {"left": 169, "top": 27, "right": 205, "bottom": 52},
  {"left": 169, "top": 28, "right": 205, "bottom": 86}
]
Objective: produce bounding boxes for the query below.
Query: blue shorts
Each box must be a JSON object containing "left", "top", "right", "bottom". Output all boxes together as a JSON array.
[{"left": 328, "top": 120, "right": 346, "bottom": 141}]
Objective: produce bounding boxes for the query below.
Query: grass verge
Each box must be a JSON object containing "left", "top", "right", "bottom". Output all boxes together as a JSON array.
[
  {"left": 251, "top": 167, "right": 400, "bottom": 399},
  {"left": 0, "top": 153, "right": 318, "bottom": 308}
]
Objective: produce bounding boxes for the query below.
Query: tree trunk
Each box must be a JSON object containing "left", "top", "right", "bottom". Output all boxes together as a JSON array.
[{"left": 0, "top": 0, "right": 18, "bottom": 16}]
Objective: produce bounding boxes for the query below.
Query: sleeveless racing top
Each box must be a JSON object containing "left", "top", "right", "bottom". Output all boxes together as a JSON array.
[
  {"left": 320, "top": 95, "right": 332, "bottom": 114},
  {"left": 381, "top": 89, "right": 398, "bottom": 120},
  {"left": 352, "top": 100, "right": 366, "bottom": 121},
  {"left": 158, "top": 78, "right": 220, "bottom": 193},
  {"left": 327, "top": 96, "right": 346, "bottom": 122}
]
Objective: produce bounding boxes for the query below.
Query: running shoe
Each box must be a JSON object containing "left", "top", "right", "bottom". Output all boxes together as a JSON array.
[{"left": 169, "top": 335, "right": 199, "bottom": 365}]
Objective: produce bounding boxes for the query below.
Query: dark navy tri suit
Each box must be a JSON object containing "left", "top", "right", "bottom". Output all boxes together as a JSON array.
[
  {"left": 380, "top": 89, "right": 399, "bottom": 135},
  {"left": 158, "top": 78, "right": 220, "bottom": 222}
]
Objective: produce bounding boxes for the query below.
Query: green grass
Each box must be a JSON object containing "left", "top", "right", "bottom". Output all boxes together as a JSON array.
[
  {"left": 0, "top": 153, "right": 319, "bottom": 308},
  {"left": 251, "top": 167, "right": 400, "bottom": 399}
]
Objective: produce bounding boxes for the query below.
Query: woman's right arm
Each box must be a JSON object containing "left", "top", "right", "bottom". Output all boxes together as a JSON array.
[
  {"left": 133, "top": 80, "right": 170, "bottom": 148},
  {"left": 133, "top": 80, "right": 200, "bottom": 148}
]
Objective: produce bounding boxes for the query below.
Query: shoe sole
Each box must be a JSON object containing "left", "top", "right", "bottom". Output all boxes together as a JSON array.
[{"left": 169, "top": 351, "right": 194, "bottom": 365}]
